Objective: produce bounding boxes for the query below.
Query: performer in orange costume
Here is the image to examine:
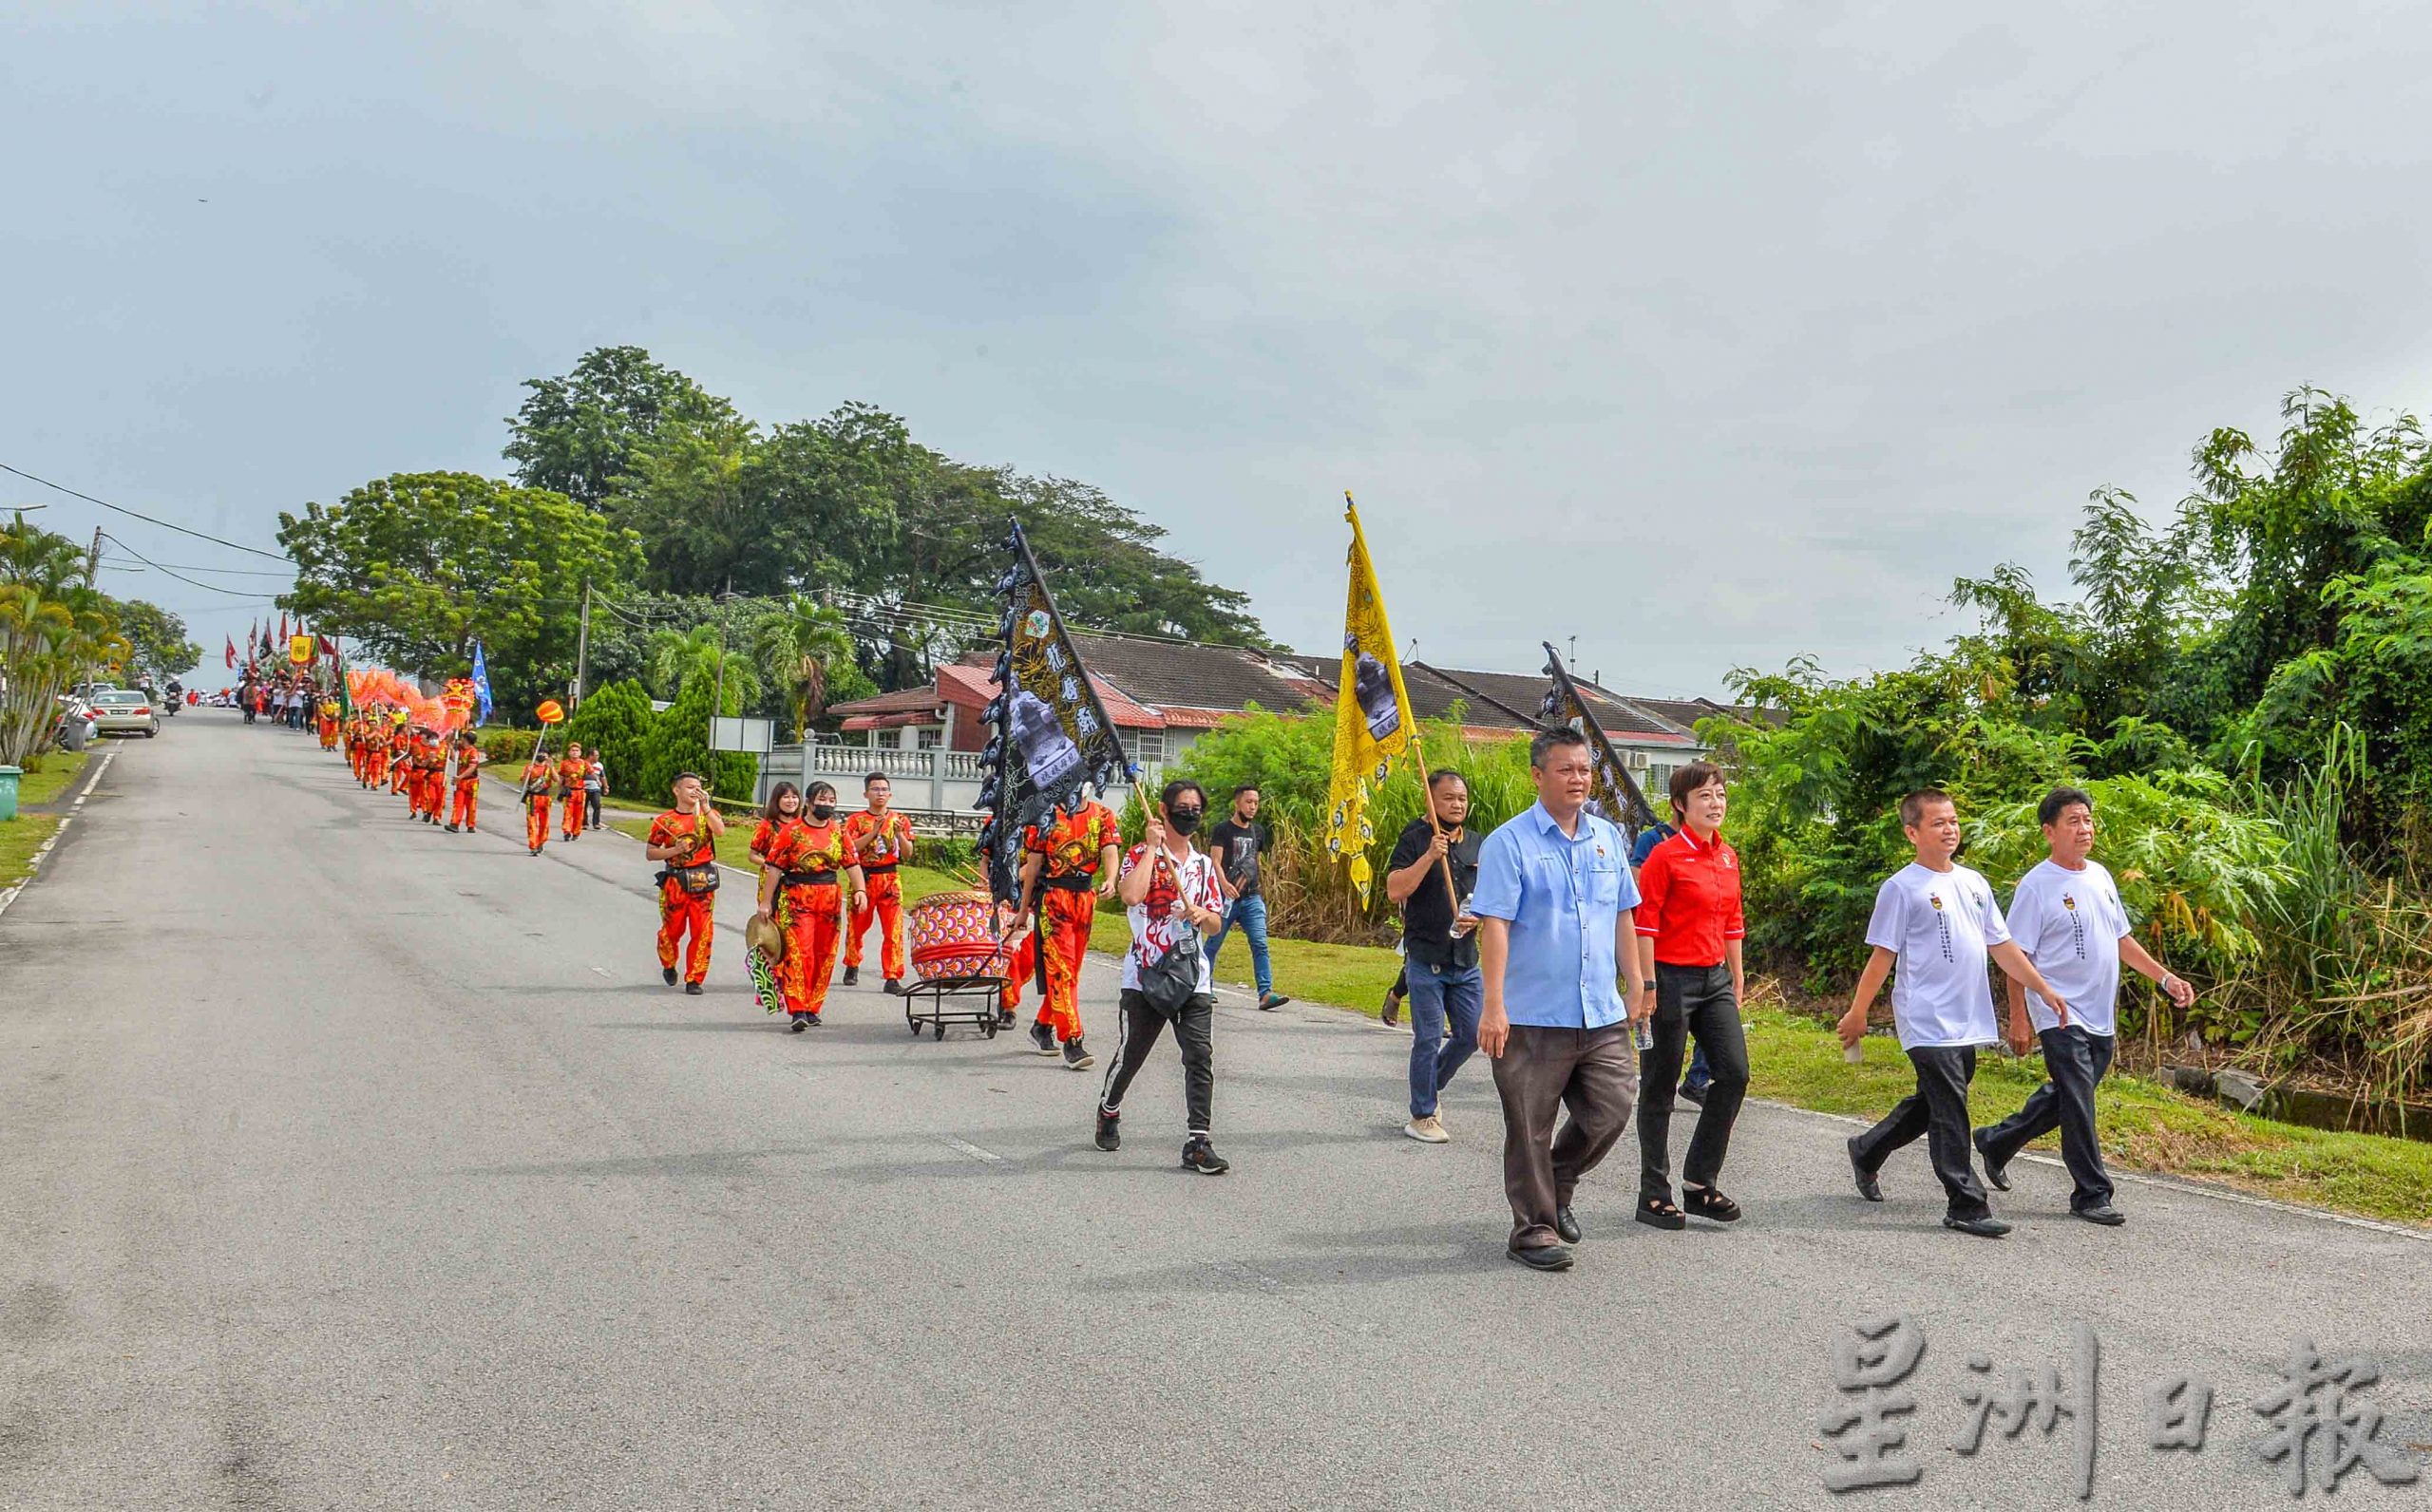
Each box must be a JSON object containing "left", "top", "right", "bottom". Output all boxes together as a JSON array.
[
  {"left": 522, "top": 750, "right": 556, "bottom": 855},
  {"left": 755, "top": 779, "right": 864, "bottom": 1028},
  {"left": 648, "top": 771, "right": 730, "bottom": 994},
  {"left": 1013, "top": 793, "right": 1123, "bottom": 1068},
  {"left": 446, "top": 732, "right": 484, "bottom": 833},
  {"left": 317, "top": 697, "right": 340, "bottom": 751},
  {"left": 414, "top": 729, "right": 447, "bottom": 823},
  {"left": 558, "top": 743, "right": 589, "bottom": 841},
  {"left": 363, "top": 716, "right": 389, "bottom": 788},
  {"left": 389, "top": 718, "right": 411, "bottom": 796},
  {"left": 841, "top": 772, "right": 918, "bottom": 992}
]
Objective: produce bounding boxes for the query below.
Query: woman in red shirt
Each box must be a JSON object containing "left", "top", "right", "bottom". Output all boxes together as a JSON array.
[
  {"left": 755, "top": 781, "right": 866, "bottom": 1030},
  {"left": 1631, "top": 761, "right": 1750, "bottom": 1230}
]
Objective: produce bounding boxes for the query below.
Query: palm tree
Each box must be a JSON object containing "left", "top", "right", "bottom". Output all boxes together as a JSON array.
[
  {"left": 644, "top": 622, "right": 761, "bottom": 711},
  {"left": 751, "top": 597, "right": 858, "bottom": 742}
]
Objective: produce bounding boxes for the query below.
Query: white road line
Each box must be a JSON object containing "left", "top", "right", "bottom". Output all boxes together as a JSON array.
[
  {"left": 0, "top": 748, "right": 116, "bottom": 923},
  {"left": 939, "top": 1135, "right": 1002, "bottom": 1165}
]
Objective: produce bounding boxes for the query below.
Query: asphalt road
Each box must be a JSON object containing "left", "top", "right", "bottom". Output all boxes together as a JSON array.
[{"left": 3, "top": 718, "right": 2428, "bottom": 1510}]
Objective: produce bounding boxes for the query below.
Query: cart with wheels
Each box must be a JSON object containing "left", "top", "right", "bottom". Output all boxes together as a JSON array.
[{"left": 902, "top": 890, "right": 1016, "bottom": 1042}]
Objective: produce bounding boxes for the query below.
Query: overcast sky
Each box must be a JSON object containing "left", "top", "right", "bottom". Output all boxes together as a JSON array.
[{"left": 10, "top": 2, "right": 2432, "bottom": 696}]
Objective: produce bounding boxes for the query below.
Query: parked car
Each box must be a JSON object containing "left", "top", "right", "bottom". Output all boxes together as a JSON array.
[{"left": 89, "top": 689, "right": 160, "bottom": 738}]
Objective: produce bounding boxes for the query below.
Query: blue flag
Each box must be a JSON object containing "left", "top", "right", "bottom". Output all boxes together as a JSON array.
[{"left": 469, "top": 642, "right": 494, "bottom": 727}]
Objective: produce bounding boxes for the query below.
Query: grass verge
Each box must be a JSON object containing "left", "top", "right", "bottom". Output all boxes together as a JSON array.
[
  {"left": 11, "top": 749, "right": 90, "bottom": 809},
  {"left": 1208, "top": 927, "right": 2432, "bottom": 1228},
  {"left": 0, "top": 814, "right": 66, "bottom": 889}
]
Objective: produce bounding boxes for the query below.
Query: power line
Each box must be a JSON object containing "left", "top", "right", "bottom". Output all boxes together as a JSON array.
[
  {"left": 98, "top": 532, "right": 287, "bottom": 599},
  {"left": 0, "top": 462, "right": 291, "bottom": 561},
  {"left": 98, "top": 555, "right": 292, "bottom": 578}
]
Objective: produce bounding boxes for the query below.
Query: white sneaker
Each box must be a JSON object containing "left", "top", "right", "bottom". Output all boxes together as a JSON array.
[{"left": 1403, "top": 1115, "right": 1450, "bottom": 1143}]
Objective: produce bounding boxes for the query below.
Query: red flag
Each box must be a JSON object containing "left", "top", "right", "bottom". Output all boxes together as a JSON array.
[
  {"left": 224, "top": 635, "right": 237, "bottom": 670},
  {"left": 318, "top": 634, "right": 337, "bottom": 656},
  {"left": 278, "top": 612, "right": 290, "bottom": 644}
]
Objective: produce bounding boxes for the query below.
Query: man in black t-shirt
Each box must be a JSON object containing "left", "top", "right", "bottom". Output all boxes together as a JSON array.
[
  {"left": 1204, "top": 784, "right": 1290, "bottom": 1010},
  {"left": 1384, "top": 768, "right": 1484, "bottom": 1143}
]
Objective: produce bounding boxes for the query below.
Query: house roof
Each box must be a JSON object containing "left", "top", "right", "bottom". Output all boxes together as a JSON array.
[
  {"left": 827, "top": 686, "right": 944, "bottom": 719},
  {"left": 884, "top": 656, "right": 1164, "bottom": 729},
  {"left": 1412, "top": 663, "right": 1699, "bottom": 745},
  {"left": 1063, "top": 633, "right": 1330, "bottom": 718}
]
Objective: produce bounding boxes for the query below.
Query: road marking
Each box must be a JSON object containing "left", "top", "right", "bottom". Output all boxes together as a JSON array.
[
  {"left": 0, "top": 749, "right": 116, "bottom": 923},
  {"left": 591, "top": 966, "right": 611, "bottom": 977},
  {"left": 939, "top": 1135, "right": 1002, "bottom": 1165}
]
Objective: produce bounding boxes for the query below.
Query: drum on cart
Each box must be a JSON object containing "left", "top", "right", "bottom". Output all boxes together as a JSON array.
[{"left": 902, "top": 889, "right": 1009, "bottom": 1039}]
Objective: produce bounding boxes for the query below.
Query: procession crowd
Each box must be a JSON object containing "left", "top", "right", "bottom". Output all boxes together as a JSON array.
[{"left": 308, "top": 701, "right": 2194, "bottom": 1270}]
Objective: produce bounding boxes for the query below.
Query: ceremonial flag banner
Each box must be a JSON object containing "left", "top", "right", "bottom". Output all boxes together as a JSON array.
[
  {"left": 1322, "top": 497, "right": 1418, "bottom": 905},
  {"left": 1538, "top": 641, "right": 1662, "bottom": 842},
  {"left": 224, "top": 635, "right": 237, "bottom": 670},
  {"left": 288, "top": 633, "right": 313, "bottom": 666},
  {"left": 972, "top": 520, "right": 1135, "bottom": 903},
  {"left": 469, "top": 642, "right": 493, "bottom": 727}
]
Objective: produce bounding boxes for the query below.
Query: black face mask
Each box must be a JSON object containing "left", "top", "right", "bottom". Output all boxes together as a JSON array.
[
  {"left": 1168, "top": 807, "right": 1203, "bottom": 835},
  {"left": 809, "top": 803, "right": 835, "bottom": 822}
]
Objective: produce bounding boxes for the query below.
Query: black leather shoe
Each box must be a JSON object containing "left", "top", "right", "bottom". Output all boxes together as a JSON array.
[
  {"left": 1974, "top": 1130, "right": 2011, "bottom": 1191},
  {"left": 683, "top": 981, "right": 703, "bottom": 995},
  {"left": 1848, "top": 1137, "right": 1883, "bottom": 1202},
  {"left": 663, "top": 966, "right": 678, "bottom": 986},
  {"left": 841, "top": 966, "right": 860, "bottom": 987},
  {"left": 1506, "top": 1242, "right": 1573, "bottom": 1273},
  {"left": 1677, "top": 1081, "right": 1706, "bottom": 1107},
  {"left": 788, "top": 1014, "right": 809, "bottom": 1034},
  {"left": 2075, "top": 1203, "right": 2126, "bottom": 1226},
  {"left": 1554, "top": 1206, "right": 1583, "bottom": 1243},
  {"left": 1943, "top": 1214, "right": 2012, "bottom": 1238},
  {"left": 884, "top": 978, "right": 904, "bottom": 995},
  {"left": 1094, "top": 1109, "right": 1121, "bottom": 1152}
]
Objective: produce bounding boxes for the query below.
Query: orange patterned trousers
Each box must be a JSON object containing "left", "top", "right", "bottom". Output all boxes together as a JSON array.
[{"left": 774, "top": 882, "right": 843, "bottom": 1014}]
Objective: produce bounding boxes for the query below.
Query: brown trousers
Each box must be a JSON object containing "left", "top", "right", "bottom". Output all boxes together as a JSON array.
[{"left": 1491, "top": 1023, "right": 1639, "bottom": 1249}]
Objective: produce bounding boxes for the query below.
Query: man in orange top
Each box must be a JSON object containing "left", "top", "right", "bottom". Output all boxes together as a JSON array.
[
  {"left": 1013, "top": 791, "right": 1123, "bottom": 1069},
  {"left": 647, "top": 771, "right": 729, "bottom": 993},
  {"left": 446, "top": 731, "right": 484, "bottom": 833},
  {"left": 414, "top": 728, "right": 447, "bottom": 823},
  {"left": 841, "top": 772, "right": 918, "bottom": 992},
  {"left": 558, "top": 743, "right": 589, "bottom": 841},
  {"left": 522, "top": 749, "right": 556, "bottom": 855},
  {"left": 362, "top": 715, "right": 388, "bottom": 788},
  {"left": 317, "top": 697, "right": 340, "bottom": 751}
]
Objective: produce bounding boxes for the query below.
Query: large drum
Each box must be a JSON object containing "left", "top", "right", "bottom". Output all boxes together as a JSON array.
[{"left": 906, "top": 889, "right": 1010, "bottom": 982}]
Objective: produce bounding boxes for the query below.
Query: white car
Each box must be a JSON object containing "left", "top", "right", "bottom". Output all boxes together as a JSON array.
[{"left": 89, "top": 689, "right": 160, "bottom": 738}]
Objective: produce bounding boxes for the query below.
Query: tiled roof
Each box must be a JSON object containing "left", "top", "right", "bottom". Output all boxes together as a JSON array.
[
  {"left": 931, "top": 655, "right": 1163, "bottom": 728},
  {"left": 1066, "top": 633, "right": 1330, "bottom": 717},
  {"left": 1414, "top": 664, "right": 1698, "bottom": 744},
  {"left": 827, "top": 686, "right": 944, "bottom": 718}
]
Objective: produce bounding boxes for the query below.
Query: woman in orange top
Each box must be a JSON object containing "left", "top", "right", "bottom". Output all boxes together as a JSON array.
[
  {"left": 755, "top": 781, "right": 866, "bottom": 1030},
  {"left": 749, "top": 783, "right": 800, "bottom": 868}
]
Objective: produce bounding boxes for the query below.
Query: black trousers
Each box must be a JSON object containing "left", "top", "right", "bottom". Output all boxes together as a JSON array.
[
  {"left": 1851, "top": 1046, "right": 1990, "bottom": 1220},
  {"left": 1637, "top": 963, "right": 1750, "bottom": 1201},
  {"left": 1977, "top": 1026, "right": 2115, "bottom": 1211},
  {"left": 1098, "top": 989, "right": 1215, "bottom": 1137}
]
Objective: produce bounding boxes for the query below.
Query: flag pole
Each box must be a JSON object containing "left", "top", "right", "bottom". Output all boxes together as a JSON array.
[{"left": 1347, "top": 491, "right": 1462, "bottom": 938}]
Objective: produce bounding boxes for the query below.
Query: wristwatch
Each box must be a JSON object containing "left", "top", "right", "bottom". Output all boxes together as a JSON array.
[{"left": 1642, "top": 979, "right": 1657, "bottom": 993}]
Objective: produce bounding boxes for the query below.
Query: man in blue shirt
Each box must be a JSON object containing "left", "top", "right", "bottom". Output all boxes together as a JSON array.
[{"left": 1473, "top": 727, "right": 1652, "bottom": 1271}]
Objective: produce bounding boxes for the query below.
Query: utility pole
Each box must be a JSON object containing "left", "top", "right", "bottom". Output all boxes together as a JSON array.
[
  {"left": 571, "top": 580, "right": 592, "bottom": 709},
  {"left": 86, "top": 526, "right": 103, "bottom": 587}
]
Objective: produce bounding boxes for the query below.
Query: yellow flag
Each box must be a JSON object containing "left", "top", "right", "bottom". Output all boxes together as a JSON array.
[{"left": 1323, "top": 496, "right": 1416, "bottom": 905}]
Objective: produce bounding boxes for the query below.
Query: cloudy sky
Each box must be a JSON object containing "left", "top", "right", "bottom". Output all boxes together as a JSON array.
[{"left": 9, "top": 2, "right": 2432, "bottom": 697}]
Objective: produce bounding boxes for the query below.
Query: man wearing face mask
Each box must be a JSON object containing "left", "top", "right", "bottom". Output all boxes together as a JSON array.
[{"left": 1095, "top": 780, "right": 1229, "bottom": 1174}]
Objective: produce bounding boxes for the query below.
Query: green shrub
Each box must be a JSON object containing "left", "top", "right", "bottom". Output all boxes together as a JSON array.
[
  {"left": 475, "top": 728, "right": 543, "bottom": 768},
  {"left": 637, "top": 662, "right": 755, "bottom": 803},
  {"left": 564, "top": 679, "right": 654, "bottom": 799}
]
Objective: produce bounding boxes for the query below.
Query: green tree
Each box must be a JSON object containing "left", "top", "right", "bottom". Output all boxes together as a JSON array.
[
  {"left": 276, "top": 472, "right": 641, "bottom": 720},
  {"left": 563, "top": 678, "right": 655, "bottom": 801},
  {"left": 750, "top": 596, "right": 870, "bottom": 741},
  {"left": 106, "top": 598, "right": 201, "bottom": 688},
  {"left": 0, "top": 520, "right": 131, "bottom": 765},
  {"left": 638, "top": 661, "right": 756, "bottom": 804},
  {"left": 504, "top": 346, "right": 736, "bottom": 509}
]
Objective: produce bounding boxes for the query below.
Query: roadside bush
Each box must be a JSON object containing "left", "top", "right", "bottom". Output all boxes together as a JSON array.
[
  {"left": 475, "top": 728, "right": 542, "bottom": 769},
  {"left": 636, "top": 666, "right": 755, "bottom": 803},
  {"left": 564, "top": 679, "right": 653, "bottom": 799}
]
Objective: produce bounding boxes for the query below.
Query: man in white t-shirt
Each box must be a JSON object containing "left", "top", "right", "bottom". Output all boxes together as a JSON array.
[
  {"left": 1095, "top": 779, "right": 1229, "bottom": 1174},
  {"left": 1837, "top": 789, "right": 2075, "bottom": 1238},
  {"left": 1973, "top": 786, "right": 2195, "bottom": 1226}
]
